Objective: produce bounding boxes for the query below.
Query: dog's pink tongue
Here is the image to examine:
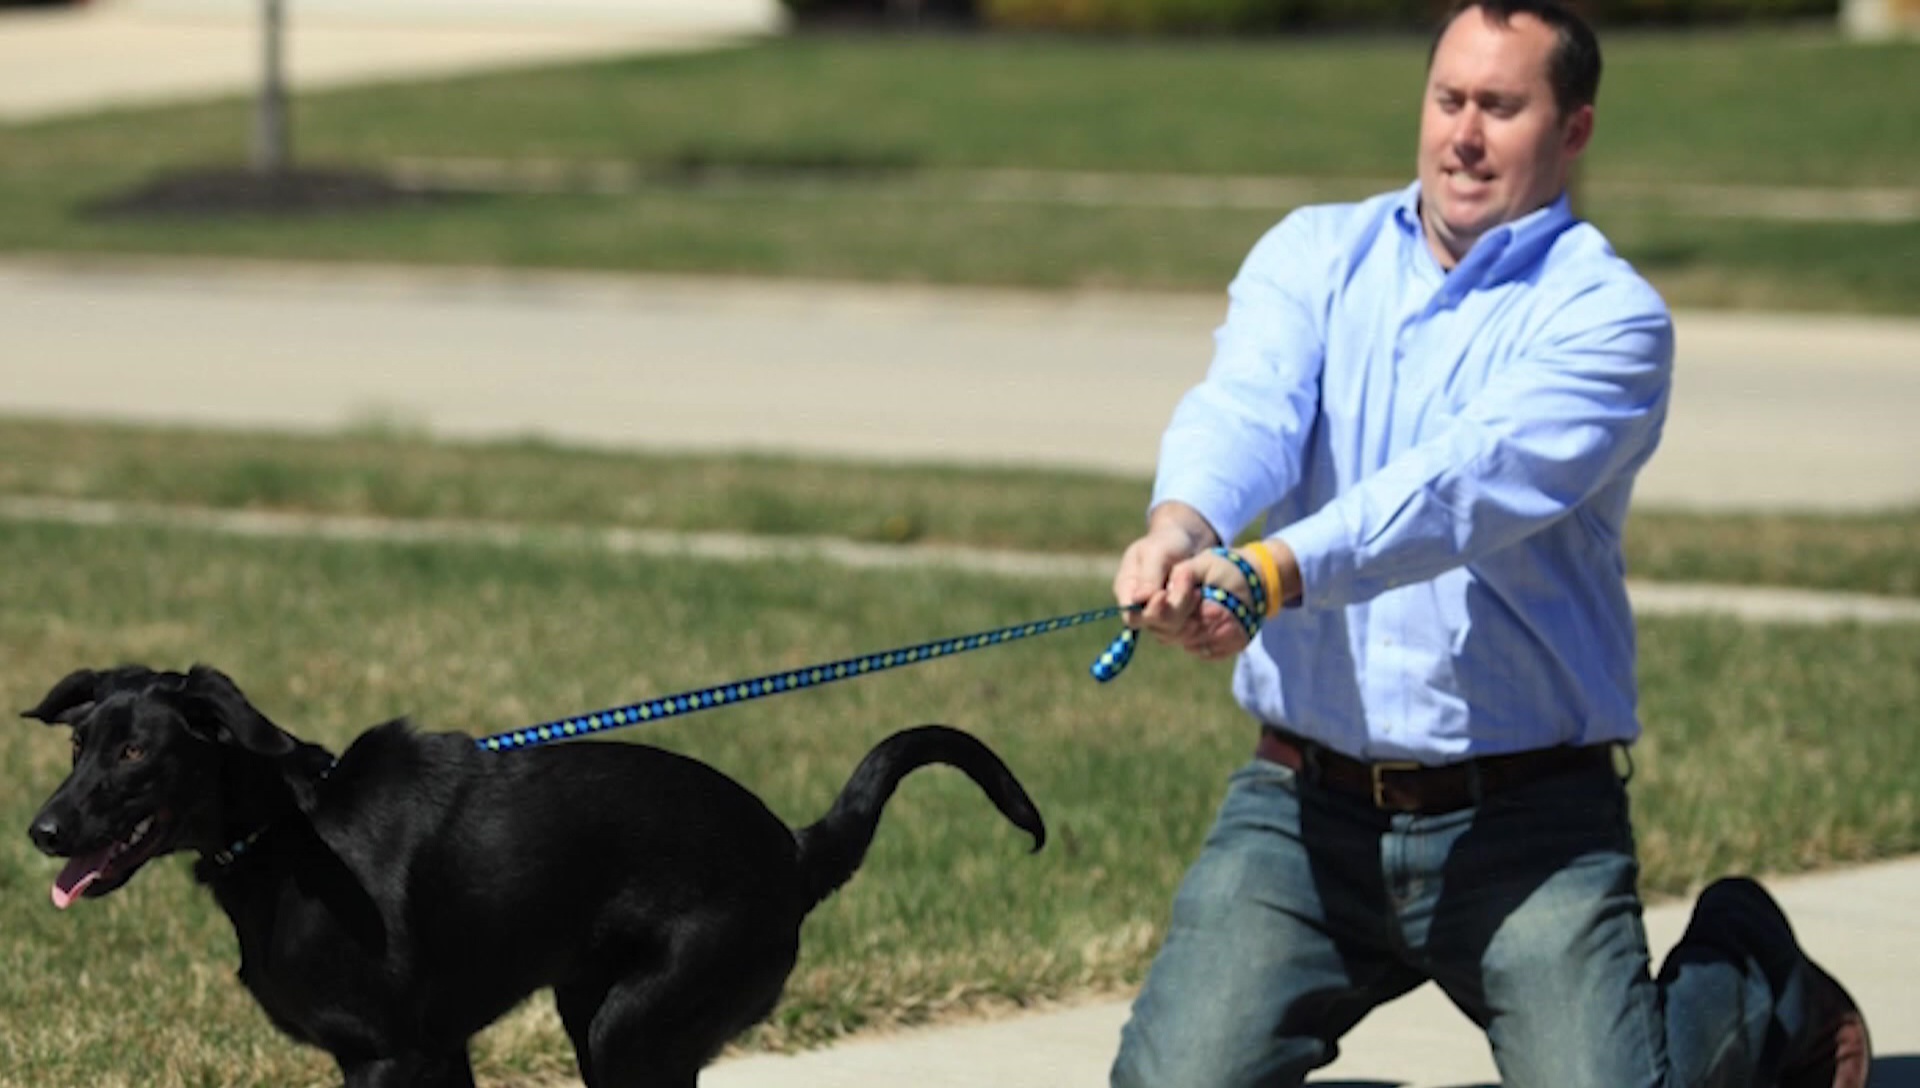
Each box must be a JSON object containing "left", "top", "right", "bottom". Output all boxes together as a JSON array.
[{"left": 51, "top": 851, "right": 110, "bottom": 910}]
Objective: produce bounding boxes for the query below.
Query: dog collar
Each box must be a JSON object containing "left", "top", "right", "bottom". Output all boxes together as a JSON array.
[
  {"left": 208, "top": 759, "right": 336, "bottom": 873},
  {"left": 209, "top": 826, "right": 270, "bottom": 869}
]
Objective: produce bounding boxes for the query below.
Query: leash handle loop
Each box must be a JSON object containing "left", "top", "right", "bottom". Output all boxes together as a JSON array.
[{"left": 1093, "top": 551, "right": 1261, "bottom": 685}]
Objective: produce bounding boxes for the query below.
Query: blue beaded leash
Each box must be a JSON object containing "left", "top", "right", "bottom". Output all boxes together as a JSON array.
[
  {"left": 474, "top": 548, "right": 1265, "bottom": 754},
  {"left": 210, "top": 556, "right": 1267, "bottom": 872}
]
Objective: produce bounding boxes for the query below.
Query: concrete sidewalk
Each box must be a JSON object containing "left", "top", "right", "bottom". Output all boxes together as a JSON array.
[{"left": 701, "top": 856, "right": 1920, "bottom": 1087}]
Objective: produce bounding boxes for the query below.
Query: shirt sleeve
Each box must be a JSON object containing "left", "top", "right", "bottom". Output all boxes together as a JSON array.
[
  {"left": 1276, "top": 277, "right": 1675, "bottom": 610},
  {"left": 1149, "top": 209, "right": 1333, "bottom": 544}
]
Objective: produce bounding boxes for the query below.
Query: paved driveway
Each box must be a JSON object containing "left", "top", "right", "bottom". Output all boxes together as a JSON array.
[{"left": 5, "top": 258, "right": 1916, "bottom": 512}]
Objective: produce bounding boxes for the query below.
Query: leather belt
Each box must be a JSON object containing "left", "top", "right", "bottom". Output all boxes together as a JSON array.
[{"left": 1255, "top": 726, "right": 1614, "bottom": 815}]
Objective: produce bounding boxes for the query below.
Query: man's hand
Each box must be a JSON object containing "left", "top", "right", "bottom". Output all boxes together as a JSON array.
[
  {"left": 1115, "top": 504, "right": 1306, "bottom": 662},
  {"left": 1113, "top": 504, "right": 1251, "bottom": 661}
]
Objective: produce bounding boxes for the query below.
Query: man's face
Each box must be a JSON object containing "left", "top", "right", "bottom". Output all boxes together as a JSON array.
[{"left": 1418, "top": 8, "right": 1592, "bottom": 267}]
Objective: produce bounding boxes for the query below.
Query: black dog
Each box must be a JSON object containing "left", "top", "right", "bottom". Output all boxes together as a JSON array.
[{"left": 23, "top": 664, "right": 1045, "bottom": 1087}]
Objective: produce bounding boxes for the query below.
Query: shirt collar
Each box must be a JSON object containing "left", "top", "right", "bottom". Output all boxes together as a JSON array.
[{"left": 1393, "top": 181, "right": 1577, "bottom": 288}]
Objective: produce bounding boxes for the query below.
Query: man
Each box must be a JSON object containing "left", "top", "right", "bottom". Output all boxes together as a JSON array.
[{"left": 1107, "top": 1, "right": 1872, "bottom": 1086}]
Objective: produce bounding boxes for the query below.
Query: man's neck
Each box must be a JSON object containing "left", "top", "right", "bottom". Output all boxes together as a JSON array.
[
  {"left": 1416, "top": 190, "right": 1567, "bottom": 274},
  {"left": 1424, "top": 225, "right": 1473, "bottom": 272}
]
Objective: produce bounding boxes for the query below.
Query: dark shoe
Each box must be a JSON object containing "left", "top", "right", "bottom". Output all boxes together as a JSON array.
[
  {"left": 1700, "top": 877, "right": 1872, "bottom": 1088},
  {"left": 1780, "top": 957, "right": 1872, "bottom": 1088}
]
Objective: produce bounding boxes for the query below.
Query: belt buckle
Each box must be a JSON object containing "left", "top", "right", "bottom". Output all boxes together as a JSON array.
[{"left": 1369, "top": 760, "right": 1422, "bottom": 809}]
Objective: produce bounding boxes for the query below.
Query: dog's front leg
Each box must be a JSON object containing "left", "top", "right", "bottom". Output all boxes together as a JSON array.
[{"left": 339, "top": 1048, "right": 476, "bottom": 1088}]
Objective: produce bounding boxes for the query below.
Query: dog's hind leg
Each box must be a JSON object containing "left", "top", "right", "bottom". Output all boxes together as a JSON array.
[
  {"left": 556, "top": 929, "right": 796, "bottom": 1087},
  {"left": 555, "top": 984, "right": 603, "bottom": 1087},
  {"left": 338, "top": 1048, "right": 476, "bottom": 1088},
  {"left": 554, "top": 974, "right": 702, "bottom": 1088}
]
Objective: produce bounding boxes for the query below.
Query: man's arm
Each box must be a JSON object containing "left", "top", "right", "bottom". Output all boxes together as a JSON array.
[
  {"left": 1275, "top": 278, "right": 1674, "bottom": 610},
  {"left": 1148, "top": 209, "right": 1334, "bottom": 547},
  {"left": 1117, "top": 208, "right": 1335, "bottom": 648}
]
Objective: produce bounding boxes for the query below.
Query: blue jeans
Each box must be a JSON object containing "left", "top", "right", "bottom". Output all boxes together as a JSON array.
[{"left": 1111, "top": 753, "right": 1816, "bottom": 1088}]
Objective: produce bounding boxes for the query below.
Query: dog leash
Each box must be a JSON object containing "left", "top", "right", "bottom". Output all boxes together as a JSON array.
[
  {"left": 474, "top": 552, "right": 1265, "bottom": 754},
  {"left": 476, "top": 551, "right": 1267, "bottom": 753},
  {"left": 204, "top": 560, "right": 1263, "bottom": 872},
  {"left": 207, "top": 603, "right": 1175, "bottom": 871}
]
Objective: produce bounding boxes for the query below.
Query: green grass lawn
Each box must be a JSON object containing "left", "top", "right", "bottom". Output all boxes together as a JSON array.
[
  {"left": 1, "top": 33, "right": 1916, "bottom": 309},
  {"left": 0, "top": 507, "right": 1915, "bottom": 1086},
  {"left": 3, "top": 418, "right": 1917, "bottom": 597}
]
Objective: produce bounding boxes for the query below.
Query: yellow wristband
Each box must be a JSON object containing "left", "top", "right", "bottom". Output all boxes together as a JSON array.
[{"left": 1242, "top": 540, "right": 1285, "bottom": 619}]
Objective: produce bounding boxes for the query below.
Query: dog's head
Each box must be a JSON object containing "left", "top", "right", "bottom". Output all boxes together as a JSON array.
[{"left": 22, "top": 664, "right": 314, "bottom": 909}]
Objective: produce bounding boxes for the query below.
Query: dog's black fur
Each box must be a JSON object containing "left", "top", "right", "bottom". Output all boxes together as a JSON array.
[{"left": 23, "top": 664, "right": 1045, "bottom": 1088}]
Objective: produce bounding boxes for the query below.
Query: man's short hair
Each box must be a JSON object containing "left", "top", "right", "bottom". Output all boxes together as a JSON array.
[{"left": 1429, "top": 0, "right": 1603, "bottom": 118}]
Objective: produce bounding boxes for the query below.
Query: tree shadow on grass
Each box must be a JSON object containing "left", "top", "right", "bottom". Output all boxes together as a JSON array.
[
  {"left": 661, "top": 143, "right": 919, "bottom": 185},
  {"left": 79, "top": 166, "right": 473, "bottom": 219},
  {"left": 78, "top": 146, "right": 924, "bottom": 217}
]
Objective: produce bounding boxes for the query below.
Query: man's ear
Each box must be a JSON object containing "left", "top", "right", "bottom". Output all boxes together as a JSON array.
[
  {"left": 21, "top": 666, "right": 160, "bottom": 726},
  {"left": 169, "top": 665, "right": 297, "bottom": 758},
  {"left": 1563, "top": 102, "right": 1595, "bottom": 159}
]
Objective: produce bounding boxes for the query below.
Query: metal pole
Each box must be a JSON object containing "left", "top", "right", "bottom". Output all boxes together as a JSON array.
[{"left": 253, "top": 0, "right": 290, "bottom": 178}]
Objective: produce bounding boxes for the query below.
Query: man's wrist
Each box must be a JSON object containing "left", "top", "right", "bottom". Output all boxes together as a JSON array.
[
  {"left": 1243, "top": 538, "right": 1303, "bottom": 612},
  {"left": 1145, "top": 501, "right": 1221, "bottom": 555}
]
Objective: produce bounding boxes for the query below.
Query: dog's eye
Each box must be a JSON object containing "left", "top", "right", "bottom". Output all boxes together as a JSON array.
[{"left": 121, "top": 744, "right": 145, "bottom": 764}]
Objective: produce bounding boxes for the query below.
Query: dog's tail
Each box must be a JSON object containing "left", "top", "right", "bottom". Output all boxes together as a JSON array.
[{"left": 792, "top": 725, "right": 1045, "bottom": 911}]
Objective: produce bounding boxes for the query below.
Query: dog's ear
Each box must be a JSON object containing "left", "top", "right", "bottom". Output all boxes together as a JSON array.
[
  {"left": 168, "top": 665, "right": 298, "bottom": 758},
  {"left": 21, "top": 668, "right": 105, "bottom": 725},
  {"left": 21, "top": 666, "right": 161, "bottom": 726}
]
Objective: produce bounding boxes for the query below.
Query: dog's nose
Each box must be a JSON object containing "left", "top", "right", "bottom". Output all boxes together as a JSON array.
[{"left": 29, "top": 813, "right": 67, "bottom": 856}]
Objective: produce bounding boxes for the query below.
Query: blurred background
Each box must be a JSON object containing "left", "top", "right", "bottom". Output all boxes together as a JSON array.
[
  {"left": 0, "top": 0, "right": 1914, "bottom": 309},
  {"left": 3, "top": 0, "right": 1915, "bottom": 494}
]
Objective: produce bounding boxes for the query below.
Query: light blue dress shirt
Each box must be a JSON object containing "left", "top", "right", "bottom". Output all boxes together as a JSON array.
[{"left": 1152, "top": 182, "right": 1675, "bottom": 764}]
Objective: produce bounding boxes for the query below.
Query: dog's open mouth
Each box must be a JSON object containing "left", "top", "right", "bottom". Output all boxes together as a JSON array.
[{"left": 51, "top": 811, "right": 173, "bottom": 910}]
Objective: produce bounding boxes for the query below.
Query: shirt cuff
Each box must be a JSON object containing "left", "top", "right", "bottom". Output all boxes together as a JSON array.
[{"left": 1273, "top": 508, "right": 1357, "bottom": 611}]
